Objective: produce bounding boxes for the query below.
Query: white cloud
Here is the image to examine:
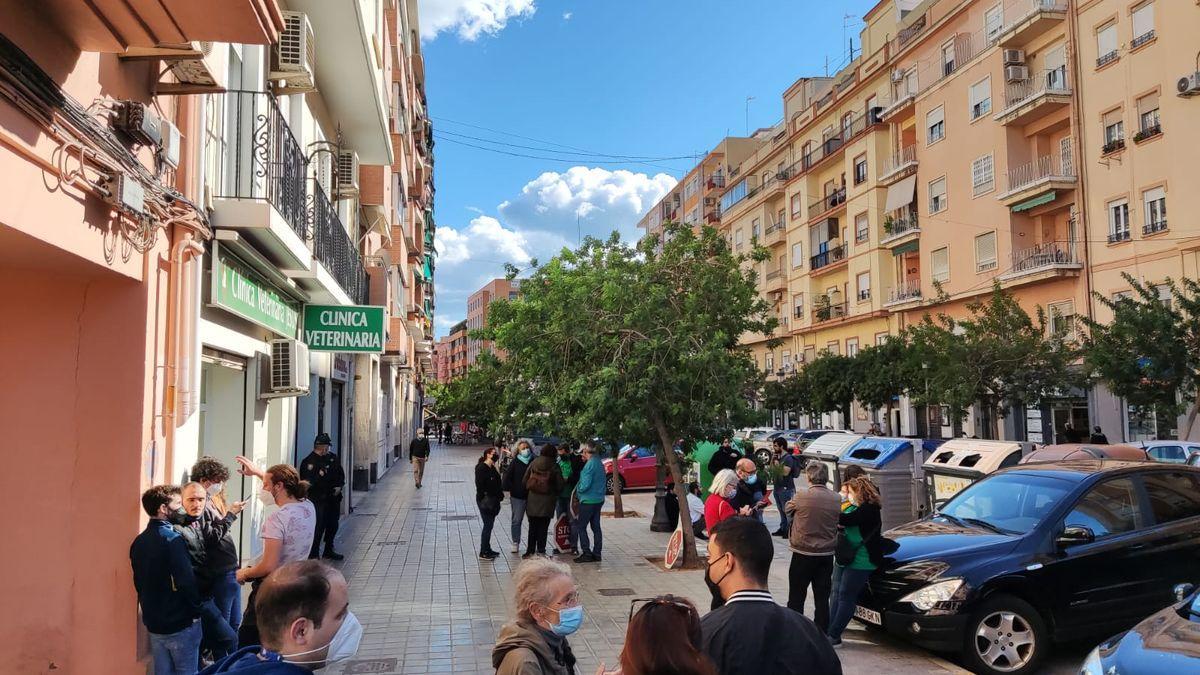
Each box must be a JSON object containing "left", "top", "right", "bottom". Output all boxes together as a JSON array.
[
  {"left": 434, "top": 215, "right": 530, "bottom": 267},
  {"left": 418, "top": 0, "right": 536, "bottom": 41},
  {"left": 562, "top": 11, "right": 572, "bottom": 20}
]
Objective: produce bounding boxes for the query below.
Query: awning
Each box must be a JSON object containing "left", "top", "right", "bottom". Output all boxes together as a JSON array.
[
  {"left": 1012, "top": 191, "right": 1056, "bottom": 212},
  {"left": 884, "top": 175, "right": 918, "bottom": 212},
  {"left": 891, "top": 239, "right": 920, "bottom": 256}
]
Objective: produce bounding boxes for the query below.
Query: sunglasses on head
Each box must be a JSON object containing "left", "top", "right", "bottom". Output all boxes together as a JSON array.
[{"left": 628, "top": 595, "right": 696, "bottom": 623}]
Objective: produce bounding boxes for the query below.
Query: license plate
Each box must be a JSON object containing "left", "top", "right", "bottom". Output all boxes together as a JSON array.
[{"left": 853, "top": 605, "right": 882, "bottom": 625}]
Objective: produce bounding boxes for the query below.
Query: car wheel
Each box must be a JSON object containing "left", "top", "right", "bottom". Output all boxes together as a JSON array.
[
  {"left": 961, "top": 594, "right": 1047, "bottom": 675},
  {"left": 605, "top": 474, "right": 626, "bottom": 494},
  {"left": 754, "top": 448, "right": 772, "bottom": 467}
]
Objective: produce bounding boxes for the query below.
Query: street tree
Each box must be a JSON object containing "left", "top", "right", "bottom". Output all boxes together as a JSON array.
[
  {"left": 426, "top": 351, "right": 521, "bottom": 439},
  {"left": 852, "top": 337, "right": 918, "bottom": 435},
  {"left": 482, "top": 223, "right": 774, "bottom": 567},
  {"left": 805, "top": 353, "right": 858, "bottom": 430},
  {"left": 1083, "top": 274, "right": 1200, "bottom": 438}
]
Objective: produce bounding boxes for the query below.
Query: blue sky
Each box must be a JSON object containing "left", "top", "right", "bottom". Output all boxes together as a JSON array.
[{"left": 420, "top": 0, "right": 879, "bottom": 337}]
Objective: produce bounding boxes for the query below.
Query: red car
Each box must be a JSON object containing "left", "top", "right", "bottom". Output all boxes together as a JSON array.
[{"left": 603, "top": 445, "right": 676, "bottom": 493}]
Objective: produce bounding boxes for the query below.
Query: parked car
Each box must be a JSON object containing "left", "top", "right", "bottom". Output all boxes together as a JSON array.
[
  {"left": 1019, "top": 443, "right": 1150, "bottom": 463},
  {"left": 516, "top": 430, "right": 564, "bottom": 450},
  {"left": 603, "top": 445, "right": 681, "bottom": 493},
  {"left": 856, "top": 460, "right": 1200, "bottom": 675},
  {"left": 1136, "top": 440, "right": 1200, "bottom": 464},
  {"left": 1081, "top": 583, "right": 1200, "bottom": 673}
]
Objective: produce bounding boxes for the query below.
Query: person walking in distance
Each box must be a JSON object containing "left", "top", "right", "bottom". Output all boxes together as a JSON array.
[
  {"left": 771, "top": 437, "right": 802, "bottom": 537},
  {"left": 408, "top": 428, "right": 431, "bottom": 489},
  {"left": 703, "top": 469, "right": 752, "bottom": 609},
  {"left": 233, "top": 459, "right": 317, "bottom": 648},
  {"left": 617, "top": 595, "right": 717, "bottom": 675},
  {"left": 573, "top": 442, "right": 606, "bottom": 563},
  {"left": 524, "top": 444, "right": 564, "bottom": 558},
  {"left": 299, "top": 433, "right": 346, "bottom": 560},
  {"left": 784, "top": 462, "right": 841, "bottom": 633},
  {"left": 476, "top": 447, "right": 503, "bottom": 560},
  {"left": 174, "top": 482, "right": 239, "bottom": 661},
  {"left": 189, "top": 457, "right": 247, "bottom": 643},
  {"left": 503, "top": 440, "right": 534, "bottom": 554},
  {"left": 826, "top": 476, "right": 884, "bottom": 646},
  {"left": 130, "top": 485, "right": 203, "bottom": 675}
]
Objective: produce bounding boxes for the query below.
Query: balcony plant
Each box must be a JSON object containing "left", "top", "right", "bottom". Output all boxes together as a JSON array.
[
  {"left": 814, "top": 294, "right": 832, "bottom": 322},
  {"left": 1101, "top": 138, "right": 1125, "bottom": 154},
  {"left": 883, "top": 215, "right": 895, "bottom": 235},
  {"left": 1132, "top": 125, "right": 1161, "bottom": 143}
]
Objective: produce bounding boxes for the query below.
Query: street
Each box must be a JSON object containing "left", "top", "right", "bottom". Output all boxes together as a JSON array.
[{"left": 323, "top": 443, "right": 1082, "bottom": 674}]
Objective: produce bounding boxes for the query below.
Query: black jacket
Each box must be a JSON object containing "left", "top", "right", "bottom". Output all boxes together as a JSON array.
[
  {"left": 409, "top": 437, "right": 431, "bottom": 459},
  {"left": 1089, "top": 432, "right": 1109, "bottom": 444},
  {"left": 299, "top": 450, "right": 345, "bottom": 502},
  {"left": 707, "top": 446, "right": 742, "bottom": 475},
  {"left": 730, "top": 478, "right": 764, "bottom": 511},
  {"left": 839, "top": 502, "right": 885, "bottom": 567},
  {"left": 503, "top": 457, "right": 531, "bottom": 500},
  {"left": 701, "top": 590, "right": 842, "bottom": 675},
  {"left": 130, "top": 519, "right": 202, "bottom": 635},
  {"left": 175, "top": 520, "right": 210, "bottom": 596},
  {"left": 199, "top": 500, "right": 239, "bottom": 579},
  {"left": 476, "top": 462, "right": 503, "bottom": 501}
]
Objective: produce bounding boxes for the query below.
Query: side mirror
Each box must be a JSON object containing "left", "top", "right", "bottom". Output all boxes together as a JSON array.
[
  {"left": 627, "top": 455, "right": 638, "bottom": 462},
  {"left": 1175, "top": 583, "right": 1195, "bottom": 602},
  {"left": 1056, "top": 525, "right": 1095, "bottom": 548}
]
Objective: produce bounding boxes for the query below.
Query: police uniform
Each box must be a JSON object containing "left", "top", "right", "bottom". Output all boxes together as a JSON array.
[{"left": 300, "top": 433, "right": 345, "bottom": 559}]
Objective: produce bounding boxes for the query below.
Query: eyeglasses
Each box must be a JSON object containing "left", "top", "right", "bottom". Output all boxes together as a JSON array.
[{"left": 628, "top": 595, "right": 696, "bottom": 622}]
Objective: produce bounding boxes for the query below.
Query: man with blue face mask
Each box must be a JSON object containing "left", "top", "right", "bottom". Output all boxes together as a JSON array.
[
  {"left": 731, "top": 458, "right": 766, "bottom": 523},
  {"left": 201, "top": 560, "right": 361, "bottom": 673}
]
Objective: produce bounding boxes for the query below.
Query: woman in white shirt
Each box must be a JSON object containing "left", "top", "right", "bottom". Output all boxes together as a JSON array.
[
  {"left": 233, "top": 458, "right": 317, "bottom": 647},
  {"left": 686, "top": 482, "right": 707, "bottom": 541}
]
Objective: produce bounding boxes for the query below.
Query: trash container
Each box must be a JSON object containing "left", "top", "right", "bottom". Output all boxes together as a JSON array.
[
  {"left": 800, "top": 432, "right": 863, "bottom": 491},
  {"left": 922, "top": 439, "right": 1034, "bottom": 510},
  {"left": 839, "top": 437, "right": 933, "bottom": 531}
]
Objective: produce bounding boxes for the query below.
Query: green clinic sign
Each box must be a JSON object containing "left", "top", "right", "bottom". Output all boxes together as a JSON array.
[
  {"left": 212, "top": 247, "right": 300, "bottom": 338},
  {"left": 303, "top": 305, "right": 385, "bottom": 353}
]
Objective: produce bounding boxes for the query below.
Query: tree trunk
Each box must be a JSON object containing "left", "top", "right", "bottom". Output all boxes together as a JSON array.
[
  {"left": 651, "top": 412, "right": 702, "bottom": 569},
  {"left": 611, "top": 455, "right": 625, "bottom": 517},
  {"left": 1183, "top": 396, "right": 1200, "bottom": 441},
  {"left": 884, "top": 401, "right": 895, "bottom": 436},
  {"left": 842, "top": 402, "right": 853, "bottom": 431}
]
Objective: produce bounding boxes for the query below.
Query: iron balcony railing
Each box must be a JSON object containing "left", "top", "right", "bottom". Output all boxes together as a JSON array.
[
  {"left": 1143, "top": 219, "right": 1167, "bottom": 236},
  {"left": 880, "top": 144, "right": 918, "bottom": 178},
  {"left": 212, "top": 90, "right": 309, "bottom": 239},
  {"left": 1003, "top": 67, "right": 1070, "bottom": 110},
  {"left": 1010, "top": 240, "right": 1079, "bottom": 274},
  {"left": 1131, "top": 29, "right": 1155, "bottom": 50},
  {"left": 1004, "top": 138, "right": 1075, "bottom": 192},
  {"left": 882, "top": 210, "right": 919, "bottom": 242},
  {"left": 810, "top": 243, "right": 847, "bottom": 270},
  {"left": 809, "top": 187, "right": 847, "bottom": 219},
  {"left": 1108, "top": 229, "right": 1131, "bottom": 244},
  {"left": 887, "top": 279, "right": 922, "bottom": 304},
  {"left": 312, "top": 186, "right": 369, "bottom": 304},
  {"left": 813, "top": 301, "right": 849, "bottom": 324}
]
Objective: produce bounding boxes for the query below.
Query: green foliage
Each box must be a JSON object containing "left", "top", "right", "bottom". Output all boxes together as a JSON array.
[
  {"left": 426, "top": 351, "right": 517, "bottom": 438},
  {"left": 804, "top": 353, "right": 857, "bottom": 428}
]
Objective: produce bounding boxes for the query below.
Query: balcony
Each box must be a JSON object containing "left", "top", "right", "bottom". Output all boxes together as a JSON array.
[
  {"left": 881, "top": 211, "right": 920, "bottom": 247},
  {"left": 884, "top": 279, "right": 923, "bottom": 308},
  {"left": 810, "top": 244, "right": 848, "bottom": 273},
  {"left": 813, "top": 301, "right": 850, "bottom": 324},
  {"left": 707, "top": 174, "right": 726, "bottom": 190},
  {"left": 1133, "top": 123, "right": 1162, "bottom": 144},
  {"left": 808, "top": 187, "right": 847, "bottom": 221},
  {"left": 997, "top": 140, "right": 1077, "bottom": 208},
  {"left": 762, "top": 221, "right": 786, "bottom": 247},
  {"left": 1143, "top": 219, "right": 1168, "bottom": 236},
  {"left": 995, "top": 0, "right": 1068, "bottom": 49},
  {"left": 762, "top": 268, "right": 788, "bottom": 294},
  {"left": 211, "top": 91, "right": 312, "bottom": 271},
  {"left": 311, "top": 186, "right": 369, "bottom": 304},
  {"left": 879, "top": 89, "right": 917, "bottom": 122},
  {"left": 998, "top": 240, "right": 1082, "bottom": 283},
  {"left": 879, "top": 145, "right": 918, "bottom": 185},
  {"left": 55, "top": 0, "right": 283, "bottom": 52},
  {"left": 996, "top": 68, "right": 1071, "bottom": 126}
]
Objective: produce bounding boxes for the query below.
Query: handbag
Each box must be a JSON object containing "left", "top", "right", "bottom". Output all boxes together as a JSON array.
[
  {"left": 479, "top": 494, "right": 501, "bottom": 515},
  {"left": 834, "top": 529, "right": 864, "bottom": 566}
]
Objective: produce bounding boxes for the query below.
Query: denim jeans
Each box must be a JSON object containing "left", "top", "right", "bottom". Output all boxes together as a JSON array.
[
  {"left": 509, "top": 497, "right": 527, "bottom": 544},
  {"left": 774, "top": 486, "right": 795, "bottom": 532},
  {"left": 148, "top": 619, "right": 201, "bottom": 675},
  {"left": 199, "top": 598, "right": 238, "bottom": 659},
  {"left": 827, "top": 566, "right": 873, "bottom": 639},
  {"left": 210, "top": 570, "right": 241, "bottom": 634},
  {"left": 479, "top": 501, "right": 498, "bottom": 553},
  {"left": 576, "top": 502, "right": 603, "bottom": 557}
]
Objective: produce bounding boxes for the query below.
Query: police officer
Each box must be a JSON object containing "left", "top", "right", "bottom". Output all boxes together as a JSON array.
[{"left": 300, "top": 432, "right": 346, "bottom": 561}]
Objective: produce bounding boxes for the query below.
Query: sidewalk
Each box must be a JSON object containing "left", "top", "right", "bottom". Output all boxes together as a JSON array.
[{"left": 328, "top": 443, "right": 968, "bottom": 674}]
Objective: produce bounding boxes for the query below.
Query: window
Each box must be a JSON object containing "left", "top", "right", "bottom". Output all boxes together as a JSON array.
[
  {"left": 1132, "top": 2, "right": 1155, "bottom": 45},
  {"left": 855, "top": 212, "right": 869, "bottom": 242},
  {"left": 1107, "top": 199, "right": 1130, "bottom": 242},
  {"left": 846, "top": 337, "right": 860, "bottom": 357},
  {"left": 1136, "top": 93, "right": 1161, "bottom": 136},
  {"left": 1143, "top": 473, "right": 1200, "bottom": 523},
  {"left": 790, "top": 193, "right": 803, "bottom": 217},
  {"left": 856, "top": 272, "right": 871, "bottom": 301},
  {"left": 927, "top": 106, "right": 945, "bottom": 144},
  {"left": 826, "top": 341, "right": 841, "bottom": 356},
  {"left": 1048, "top": 300, "right": 1075, "bottom": 339},
  {"left": 969, "top": 77, "right": 991, "bottom": 120},
  {"left": 1065, "top": 478, "right": 1140, "bottom": 538},
  {"left": 751, "top": 218, "right": 761, "bottom": 240},
  {"left": 931, "top": 246, "right": 950, "bottom": 283},
  {"left": 876, "top": 332, "right": 889, "bottom": 346},
  {"left": 941, "top": 40, "right": 956, "bottom": 76},
  {"left": 985, "top": 4, "right": 1004, "bottom": 43},
  {"left": 1045, "top": 45, "right": 1068, "bottom": 89},
  {"left": 1147, "top": 446, "right": 1188, "bottom": 463},
  {"left": 1143, "top": 187, "right": 1166, "bottom": 233},
  {"left": 1103, "top": 109, "right": 1124, "bottom": 151},
  {"left": 765, "top": 353, "right": 774, "bottom": 373},
  {"left": 941, "top": 474, "right": 1072, "bottom": 534},
  {"left": 793, "top": 293, "right": 805, "bottom": 319},
  {"left": 791, "top": 242, "right": 804, "bottom": 268},
  {"left": 804, "top": 346, "right": 817, "bottom": 363},
  {"left": 972, "top": 154, "right": 994, "bottom": 196},
  {"left": 928, "top": 177, "right": 947, "bottom": 214},
  {"left": 975, "top": 231, "right": 997, "bottom": 272},
  {"left": 1156, "top": 283, "right": 1173, "bottom": 310},
  {"left": 1096, "top": 23, "right": 1118, "bottom": 67},
  {"left": 735, "top": 228, "right": 745, "bottom": 250},
  {"left": 684, "top": 178, "right": 697, "bottom": 198},
  {"left": 777, "top": 208, "right": 786, "bottom": 228},
  {"left": 853, "top": 155, "right": 868, "bottom": 185}
]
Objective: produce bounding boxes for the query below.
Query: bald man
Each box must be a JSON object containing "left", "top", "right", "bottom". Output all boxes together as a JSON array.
[{"left": 731, "top": 458, "right": 766, "bottom": 523}]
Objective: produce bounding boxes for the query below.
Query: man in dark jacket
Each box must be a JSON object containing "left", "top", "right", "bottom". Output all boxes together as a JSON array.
[
  {"left": 409, "top": 429, "right": 431, "bottom": 488},
  {"left": 701, "top": 517, "right": 841, "bottom": 675},
  {"left": 708, "top": 438, "right": 743, "bottom": 476},
  {"left": 201, "top": 560, "right": 360, "bottom": 673},
  {"left": 131, "top": 485, "right": 203, "bottom": 675},
  {"left": 731, "top": 458, "right": 766, "bottom": 523},
  {"left": 1089, "top": 426, "right": 1109, "bottom": 444},
  {"left": 299, "top": 433, "right": 346, "bottom": 560},
  {"left": 552, "top": 444, "right": 583, "bottom": 555},
  {"left": 176, "top": 482, "right": 239, "bottom": 660}
]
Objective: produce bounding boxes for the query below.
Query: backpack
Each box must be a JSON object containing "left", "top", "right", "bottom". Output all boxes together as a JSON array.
[{"left": 526, "top": 463, "right": 553, "bottom": 495}]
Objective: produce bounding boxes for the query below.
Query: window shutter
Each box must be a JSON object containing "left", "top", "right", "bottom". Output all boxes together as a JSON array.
[
  {"left": 969, "top": 78, "right": 989, "bottom": 107},
  {"left": 1132, "top": 3, "right": 1154, "bottom": 37},
  {"left": 931, "top": 247, "right": 949, "bottom": 282},
  {"left": 791, "top": 242, "right": 804, "bottom": 267},
  {"left": 1097, "top": 24, "right": 1117, "bottom": 55},
  {"left": 1136, "top": 92, "right": 1159, "bottom": 116},
  {"left": 1045, "top": 45, "right": 1067, "bottom": 71},
  {"left": 975, "top": 232, "right": 997, "bottom": 270},
  {"left": 927, "top": 106, "right": 944, "bottom": 130},
  {"left": 857, "top": 272, "right": 870, "bottom": 297}
]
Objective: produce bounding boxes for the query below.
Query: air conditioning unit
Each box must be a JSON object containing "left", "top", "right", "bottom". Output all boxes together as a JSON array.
[
  {"left": 271, "top": 11, "right": 317, "bottom": 92},
  {"left": 263, "top": 339, "right": 310, "bottom": 397},
  {"left": 336, "top": 150, "right": 360, "bottom": 198},
  {"left": 1177, "top": 72, "right": 1200, "bottom": 97},
  {"left": 1002, "top": 49, "right": 1026, "bottom": 65},
  {"left": 1005, "top": 65, "right": 1030, "bottom": 82},
  {"left": 115, "top": 101, "right": 162, "bottom": 147},
  {"left": 159, "top": 118, "right": 181, "bottom": 169}
]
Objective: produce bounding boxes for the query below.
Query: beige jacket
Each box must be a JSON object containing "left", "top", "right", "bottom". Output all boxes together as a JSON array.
[
  {"left": 492, "top": 620, "right": 576, "bottom": 675},
  {"left": 785, "top": 484, "right": 842, "bottom": 556}
]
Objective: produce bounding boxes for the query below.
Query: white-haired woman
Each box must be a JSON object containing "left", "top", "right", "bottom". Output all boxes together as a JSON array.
[
  {"left": 492, "top": 558, "right": 582, "bottom": 674},
  {"left": 703, "top": 469, "right": 752, "bottom": 609}
]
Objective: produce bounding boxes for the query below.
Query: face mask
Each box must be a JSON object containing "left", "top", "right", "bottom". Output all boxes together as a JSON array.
[
  {"left": 547, "top": 604, "right": 583, "bottom": 636},
  {"left": 280, "top": 611, "right": 363, "bottom": 665},
  {"left": 206, "top": 482, "right": 224, "bottom": 497},
  {"left": 259, "top": 488, "right": 276, "bottom": 507},
  {"left": 518, "top": 450, "right": 531, "bottom": 463},
  {"left": 724, "top": 486, "right": 737, "bottom": 499},
  {"left": 705, "top": 553, "right": 732, "bottom": 594},
  {"left": 746, "top": 474, "right": 758, "bottom": 485},
  {"left": 167, "top": 507, "right": 194, "bottom": 526}
]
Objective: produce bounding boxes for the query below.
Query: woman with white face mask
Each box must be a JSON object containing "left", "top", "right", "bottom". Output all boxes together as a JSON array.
[
  {"left": 233, "top": 459, "right": 317, "bottom": 649},
  {"left": 493, "top": 558, "right": 582, "bottom": 675},
  {"left": 703, "top": 469, "right": 753, "bottom": 610},
  {"left": 200, "top": 560, "right": 362, "bottom": 674}
]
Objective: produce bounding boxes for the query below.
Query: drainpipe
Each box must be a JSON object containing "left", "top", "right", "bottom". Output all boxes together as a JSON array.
[{"left": 165, "top": 233, "right": 205, "bottom": 431}]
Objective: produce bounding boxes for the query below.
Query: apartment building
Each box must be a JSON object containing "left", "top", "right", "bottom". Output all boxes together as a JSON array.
[
  {"left": 448, "top": 319, "right": 469, "bottom": 378},
  {"left": 434, "top": 334, "right": 453, "bottom": 382},
  {"left": 0, "top": 0, "right": 435, "bottom": 668},
  {"left": 466, "top": 277, "right": 520, "bottom": 365}
]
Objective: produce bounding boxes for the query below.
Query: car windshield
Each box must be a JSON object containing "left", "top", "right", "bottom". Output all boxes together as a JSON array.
[{"left": 938, "top": 473, "right": 1074, "bottom": 535}]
